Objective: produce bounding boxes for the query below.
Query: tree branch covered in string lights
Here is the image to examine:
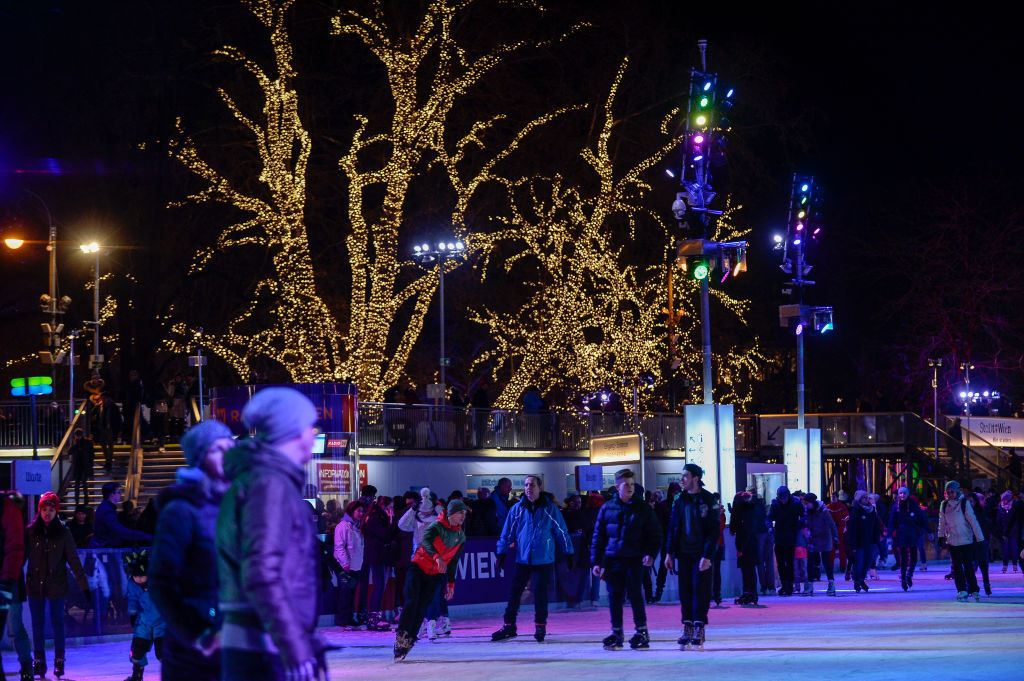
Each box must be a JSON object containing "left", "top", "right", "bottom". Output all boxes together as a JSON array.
[{"left": 471, "top": 60, "right": 769, "bottom": 409}]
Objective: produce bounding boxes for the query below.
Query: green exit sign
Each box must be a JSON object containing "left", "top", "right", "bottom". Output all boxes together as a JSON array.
[{"left": 11, "top": 376, "right": 53, "bottom": 397}]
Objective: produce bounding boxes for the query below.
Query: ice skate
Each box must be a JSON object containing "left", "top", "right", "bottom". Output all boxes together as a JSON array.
[
  {"left": 802, "top": 582, "right": 814, "bottom": 596},
  {"left": 426, "top": 619, "right": 437, "bottom": 640},
  {"left": 691, "top": 621, "right": 706, "bottom": 650},
  {"left": 534, "top": 624, "right": 546, "bottom": 642},
  {"left": 826, "top": 580, "right": 836, "bottom": 596},
  {"left": 970, "top": 591, "right": 981, "bottom": 602},
  {"left": 677, "top": 621, "right": 693, "bottom": 650},
  {"left": 491, "top": 623, "right": 517, "bottom": 641},
  {"left": 1002, "top": 565, "right": 1007, "bottom": 573},
  {"left": 368, "top": 611, "right": 392, "bottom": 632},
  {"left": 629, "top": 630, "right": 650, "bottom": 650},
  {"left": 393, "top": 630, "right": 415, "bottom": 661},
  {"left": 53, "top": 658, "right": 64, "bottom": 679},
  {"left": 955, "top": 591, "right": 969, "bottom": 601},
  {"left": 602, "top": 630, "right": 624, "bottom": 650},
  {"left": 984, "top": 582, "right": 992, "bottom": 596},
  {"left": 124, "top": 662, "right": 144, "bottom": 681},
  {"left": 33, "top": 657, "right": 46, "bottom": 679},
  {"left": 901, "top": 575, "right": 908, "bottom": 591},
  {"left": 20, "top": 661, "right": 33, "bottom": 681},
  {"left": 436, "top": 616, "right": 452, "bottom": 636}
]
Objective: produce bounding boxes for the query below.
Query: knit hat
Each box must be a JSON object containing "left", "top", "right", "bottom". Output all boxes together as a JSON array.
[
  {"left": 944, "top": 480, "right": 960, "bottom": 493},
  {"left": 683, "top": 463, "right": 704, "bottom": 481},
  {"left": 39, "top": 491, "right": 60, "bottom": 513},
  {"left": 852, "top": 489, "right": 866, "bottom": 504},
  {"left": 838, "top": 490, "right": 848, "bottom": 502},
  {"left": 777, "top": 485, "right": 790, "bottom": 499},
  {"left": 446, "top": 499, "right": 469, "bottom": 517},
  {"left": 242, "top": 388, "right": 318, "bottom": 443},
  {"left": 180, "top": 419, "right": 233, "bottom": 468},
  {"left": 897, "top": 486, "right": 909, "bottom": 496},
  {"left": 1002, "top": 490, "right": 1013, "bottom": 502}
]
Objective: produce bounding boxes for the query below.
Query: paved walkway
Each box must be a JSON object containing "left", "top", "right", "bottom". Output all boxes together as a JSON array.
[{"left": 17, "top": 567, "right": 1023, "bottom": 679}]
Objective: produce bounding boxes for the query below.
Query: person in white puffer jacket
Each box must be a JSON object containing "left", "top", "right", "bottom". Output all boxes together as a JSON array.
[
  {"left": 937, "top": 481, "right": 984, "bottom": 601},
  {"left": 398, "top": 488, "right": 445, "bottom": 638},
  {"left": 334, "top": 501, "right": 366, "bottom": 628}
]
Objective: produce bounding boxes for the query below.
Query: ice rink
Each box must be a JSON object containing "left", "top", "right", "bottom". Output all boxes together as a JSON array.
[{"left": 19, "top": 567, "right": 1023, "bottom": 680}]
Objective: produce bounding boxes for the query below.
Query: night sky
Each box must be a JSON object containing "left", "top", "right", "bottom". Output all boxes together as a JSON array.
[{"left": 1, "top": 1, "right": 1021, "bottom": 413}]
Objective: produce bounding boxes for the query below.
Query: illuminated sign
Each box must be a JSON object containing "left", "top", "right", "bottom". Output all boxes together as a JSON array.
[
  {"left": 784, "top": 428, "right": 822, "bottom": 495},
  {"left": 589, "top": 433, "right": 643, "bottom": 465},
  {"left": 685, "top": 404, "right": 736, "bottom": 514}
]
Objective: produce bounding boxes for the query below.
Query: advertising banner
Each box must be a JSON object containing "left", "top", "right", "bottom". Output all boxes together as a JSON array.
[
  {"left": 963, "top": 416, "right": 1024, "bottom": 448},
  {"left": 317, "top": 462, "right": 367, "bottom": 495}
]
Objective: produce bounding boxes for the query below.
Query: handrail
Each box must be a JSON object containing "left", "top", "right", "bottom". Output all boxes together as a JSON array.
[
  {"left": 51, "top": 398, "right": 91, "bottom": 498},
  {"left": 124, "top": 405, "right": 144, "bottom": 505},
  {"left": 51, "top": 399, "right": 90, "bottom": 467},
  {"left": 916, "top": 414, "right": 1012, "bottom": 488},
  {"left": 188, "top": 395, "right": 201, "bottom": 424}
]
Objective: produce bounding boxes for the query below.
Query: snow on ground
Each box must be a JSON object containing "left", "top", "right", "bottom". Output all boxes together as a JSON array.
[{"left": 21, "top": 567, "right": 1023, "bottom": 680}]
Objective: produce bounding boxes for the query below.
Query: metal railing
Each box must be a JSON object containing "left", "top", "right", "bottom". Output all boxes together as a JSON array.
[
  {"left": 124, "top": 405, "right": 144, "bottom": 505},
  {"left": 908, "top": 414, "right": 1015, "bottom": 489},
  {"left": 0, "top": 400, "right": 71, "bottom": 448},
  {"left": 51, "top": 399, "right": 90, "bottom": 495}
]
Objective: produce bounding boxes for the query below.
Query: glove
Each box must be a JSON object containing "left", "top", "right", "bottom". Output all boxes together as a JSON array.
[
  {"left": 565, "top": 553, "right": 575, "bottom": 570},
  {"left": 283, "top": 657, "right": 325, "bottom": 681},
  {"left": 496, "top": 553, "right": 506, "bottom": 571}
]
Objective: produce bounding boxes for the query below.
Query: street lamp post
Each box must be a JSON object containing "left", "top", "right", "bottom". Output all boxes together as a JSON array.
[
  {"left": 412, "top": 239, "right": 466, "bottom": 403},
  {"left": 928, "top": 358, "right": 942, "bottom": 459},
  {"left": 80, "top": 242, "right": 103, "bottom": 368}
]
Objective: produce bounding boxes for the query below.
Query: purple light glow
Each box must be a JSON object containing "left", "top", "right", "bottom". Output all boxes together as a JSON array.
[{"left": 694, "top": 135, "right": 705, "bottom": 144}]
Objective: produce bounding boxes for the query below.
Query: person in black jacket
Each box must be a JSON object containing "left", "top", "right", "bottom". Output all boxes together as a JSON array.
[
  {"left": 150, "top": 419, "right": 234, "bottom": 681},
  {"left": 26, "top": 493, "right": 90, "bottom": 679},
  {"left": 768, "top": 485, "right": 805, "bottom": 596},
  {"left": 888, "top": 487, "right": 927, "bottom": 591},
  {"left": 729, "top": 490, "right": 761, "bottom": 605},
  {"left": 591, "top": 469, "right": 662, "bottom": 651},
  {"left": 362, "top": 496, "right": 395, "bottom": 631},
  {"left": 664, "top": 463, "right": 720, "bottom": 650},
  {"left": 68, "top": 429, "right": 94, "bottom": 506},
  {"left": 847, "top": 490, "right": 882, "bottom": 593}
]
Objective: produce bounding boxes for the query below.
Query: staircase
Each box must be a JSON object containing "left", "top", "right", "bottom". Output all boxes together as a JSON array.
[
  {"left": 62, "top": 443, "right": 185, "bottom": 511},
  {"left": 904, "top": 413, "right": 1015, "bottom": 489}
]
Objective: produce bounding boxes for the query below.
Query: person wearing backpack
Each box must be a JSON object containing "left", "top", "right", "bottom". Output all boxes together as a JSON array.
[{"left": 937, "top": 481, "right": 985, "bottom": 601}]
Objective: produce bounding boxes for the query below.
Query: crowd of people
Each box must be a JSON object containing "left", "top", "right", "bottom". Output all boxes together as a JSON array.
[{"left": 2, "top": 383, "right": 1023, "bottom": 677}]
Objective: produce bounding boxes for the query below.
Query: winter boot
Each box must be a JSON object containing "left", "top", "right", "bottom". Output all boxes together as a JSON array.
[
  {"left": 602, "top": 629, "right": 624, "bottom": 650},
  {"left": 534, "top": 624, "right": 546, "bottom": 642},
  {"left": 491, "top": 622, "right": 517, "bottom": 641},
  {"left": 53, "top": 658, "right": 64, "bottom": 679},
  {"left": 367, "top": 611, "right": 391, "bottom": 632},
  {"left": 124, "top": 662, "right": 144, "bottom": 681},
  {"left": 629, "top": 629, "right": 650, "bottom": 650},
  {"left": 393, "top": 630, "right": 415, "bottom": 661},
  {"left": 33, "top": 657, "right": 46, "bottom": 679},
  {"left": 435, "top": 615, "right": 451, "bottom": 636},
  {"left": 691, "top": 621, "right": 706, "bottom": 650},
  {"left": 826, "top": 580, "right": 836, "bottom": 596},
  {"left": 677, "top": 621, "right": 693, "bottom": 649}
]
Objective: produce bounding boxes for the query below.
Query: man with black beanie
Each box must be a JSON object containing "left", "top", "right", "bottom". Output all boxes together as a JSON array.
[
  {"left": 664, "top": 463, "right": 720, "bottom": 651},
  {"left": 768, "top": 485, "right": 805, "bottom": 596}
]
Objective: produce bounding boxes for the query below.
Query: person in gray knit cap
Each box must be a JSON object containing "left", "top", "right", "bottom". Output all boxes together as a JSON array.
[
  {"left": 938, "top": 480, "right": 985, "bottom": 601},
  {"left": 216, "top": 388, "right": 329, "bottom": 681},
  {"left": 150, "top": 419, "right": 234, "bottom": 681}
]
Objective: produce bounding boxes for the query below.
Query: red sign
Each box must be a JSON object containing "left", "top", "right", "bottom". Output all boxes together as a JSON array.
[{"left": 317, "top": 462, "right": 367, "bottom": 495}]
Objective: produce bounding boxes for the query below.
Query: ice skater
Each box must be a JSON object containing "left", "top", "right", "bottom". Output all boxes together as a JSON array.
[
  {"left": 887, "top": 487, "right": 927, "bottom": 591},
  {"left": 123, "top": 550, "right": 165, "bottom": 681},
  {"left": 590, "top": 469, "right": 662, "bottom": 650},
  {"left": 492, "top": 475, "right": 575, "bottom": 643},
  {"left": 393, "top": 499, "right": 467, "bottom": 661},
  {"left": 938, "top": 481, "right": 985, "bottom": 601},
  {"left": 664, "top": 463, "right": 720, "bottom": 650}
]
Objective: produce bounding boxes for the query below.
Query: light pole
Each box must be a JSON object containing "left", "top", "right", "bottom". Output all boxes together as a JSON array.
[
  {"left": 959, "top": 362, "right": 974, "bottom": 450},
  {"left": 928, "top": 357, "right": 942, "bottom": 459},
  {"left": 80, "top": 242, "right": 103, "bottom": 368},
  {"left": 412, "top": 239, "right": 466, "bottom": 402}
]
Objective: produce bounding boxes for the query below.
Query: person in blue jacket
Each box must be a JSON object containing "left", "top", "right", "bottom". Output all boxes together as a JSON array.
[
  {"left": 89, "top": 482, "right": 152, "bottom": 549},
  {"left": 123, "top": 549, "right": 166, "bottom": 681},
  {"left": 150, "top": 419, "right": 234, "bottom": 680},
  {"left": 491, "top": 475, "right": 574, "bottom": 643}
]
